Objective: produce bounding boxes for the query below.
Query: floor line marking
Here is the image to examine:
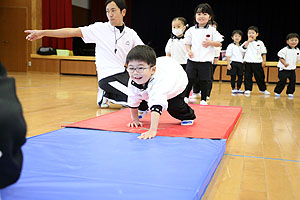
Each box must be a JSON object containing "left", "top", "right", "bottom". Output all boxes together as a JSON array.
[{"left": 224, "top": 154, "right": 300, "bottom": 163}]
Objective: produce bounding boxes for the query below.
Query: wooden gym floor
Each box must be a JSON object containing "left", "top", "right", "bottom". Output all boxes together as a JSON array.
[{"left": 8, "top": 72, "right": 300, "bottom": 200}]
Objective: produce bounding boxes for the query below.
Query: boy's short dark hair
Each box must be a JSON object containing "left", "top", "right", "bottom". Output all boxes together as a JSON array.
[
  {"left": 194, "top": 3, "right": 215, "bottom": 25},
  {"left": 126, "top": 45, "right": 156, "bottom": 67},
  {"left": 286, "top": 33, "right": 300, "bottom": 40},
  {"left": 232, "top": 30, "right": 243, "bottom": 37},
  {"left": 248, "top": 26, "right": 259, "bottom": 33},
  {"left": 105, "top": 0, "right": 127, "bottom": 11}
]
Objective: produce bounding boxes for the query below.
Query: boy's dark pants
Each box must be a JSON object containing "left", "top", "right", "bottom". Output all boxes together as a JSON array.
[
  {"left": 244, "top": 63, "right": 267, "bottom": 91},
  {"left": 274, "top": 69, "right": 296, "bottom": 94},
  {"left": 167, "top": 91, "right": 196, "bottom": 121}
]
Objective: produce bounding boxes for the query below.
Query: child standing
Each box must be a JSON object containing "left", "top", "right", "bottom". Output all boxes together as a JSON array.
[
  {"left": 165, "top": 17, "right": 188, "bottom": 69},
  {"left": 274, "top": 33, "right": 300, "bottom": 98},
  {"left": 241, "top": 26, "right": 270, "bottom": 95},
  {"left": 226, "top": 30, "right": 244, "bottom": 93},
  {"left": 184, "top": 3, "right": 223, "bottom": 105},
  {"left": 126, "top": 45, "right": 196, "bottom": 139}
]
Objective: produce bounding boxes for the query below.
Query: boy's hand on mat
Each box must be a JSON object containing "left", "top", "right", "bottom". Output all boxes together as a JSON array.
[
  {"left": 25, "top": 30, "right": 43, "bottom": 41},
  {"left": 127, "top": 120, "right": 143, "bottom": 128},
  {"left": 138, "top": 130, "right": 157, "bottom": 140}
]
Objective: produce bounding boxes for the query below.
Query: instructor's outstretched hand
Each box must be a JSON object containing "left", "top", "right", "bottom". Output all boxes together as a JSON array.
[{"left": 24, "top": 30, "right": 43, "bottom": 41}]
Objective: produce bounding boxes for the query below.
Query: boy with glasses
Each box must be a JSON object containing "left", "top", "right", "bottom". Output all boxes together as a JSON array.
[{"left": 126, "top": 45, "right": 196, "bottom": 139}]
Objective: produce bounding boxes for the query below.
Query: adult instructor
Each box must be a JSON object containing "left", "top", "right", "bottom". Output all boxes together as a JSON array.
[{"left": 25, "top": 0, "right": 144, "bottom": 108}]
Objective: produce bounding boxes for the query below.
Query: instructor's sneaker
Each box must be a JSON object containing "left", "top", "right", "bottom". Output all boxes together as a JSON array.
[
  {"left": 98, "top": 98, "right": 110, "bottom": 108},
  {"left": 181, "top": 120, "right": 194, "bottom": 126},
  {"left": 288, "top": 94, "right": 294, "bottom": 98},
  {"left": 99, "top": 101, "right": 110, "bottom": 108}
]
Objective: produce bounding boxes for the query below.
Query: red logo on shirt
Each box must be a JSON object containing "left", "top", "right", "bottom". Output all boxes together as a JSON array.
[
  {"left": 206, "top": 34, "right": 210, "bottom": 38},
  {"left": 297, "top": 53, "right": 299, "bottom": 55}
]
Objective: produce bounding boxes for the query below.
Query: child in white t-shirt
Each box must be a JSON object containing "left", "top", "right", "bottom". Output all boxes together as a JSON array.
[
  {"left": 226, "top": 30, "right": 244, "bottom": 93},
  {"left": 274, "top": 33, "right": 300, "bottom": 98},
  {"left": 165, "top": 17, "right": 188, "bottom": 70},
  {"left": 126, "top": 45, "right": 196, "bottom": 139},
  {"left": 184, "top": 3, "right": 223, "bottom": 105},
  {"left": 241, "top": 26, "right": 270, "bottom": 95}
]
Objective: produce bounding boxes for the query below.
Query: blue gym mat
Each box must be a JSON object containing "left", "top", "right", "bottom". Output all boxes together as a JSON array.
[{"left": 1, "top": 128, "right": 226, "bottom": 200}]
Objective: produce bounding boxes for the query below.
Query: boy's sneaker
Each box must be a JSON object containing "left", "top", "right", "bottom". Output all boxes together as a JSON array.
[
  {"left": 232, "top": 89, "right": 238, "bottom": 93},
  {"left": 274, "top": 93, "right": 280, "bottom": 97},
  {"left": 138, "top": 110, "right": 149, "bottom": 119},
  {"left": 244, "top": 90, "right": 251, "bottom": 95},
  {"left": 200, "top": 100, "right": 208, "bottom": 105},
  {"left": 260, "top": 90, "right": 270, "bottom": 95},
  {"left": 181, "top": 120, "right": 194, "bottom": 126},
  {"left": 287, "top": 94, "right": 294, "bottom": 98}
]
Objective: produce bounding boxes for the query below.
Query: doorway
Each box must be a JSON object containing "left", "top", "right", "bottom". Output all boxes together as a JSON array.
[{"left": 0, "top": 7, "right": 27, "bottom": 72}]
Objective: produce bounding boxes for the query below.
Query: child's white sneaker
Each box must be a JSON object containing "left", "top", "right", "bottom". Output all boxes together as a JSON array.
[
  {"left": 237, "top": 89, "right": 244, "bottom": 93},
  {"left": 232, "top": 89, "right": 238, "bottom": 93},
  {"left": 244, "top": 90, "right": 251, "bottom": 95},
  {"left": 288, "top": 94, "right": 294, "bottom": 98},
  {"left": 274, "top": 93, "right": 280, "bottom": 97},
  {"left": 260, "top": 90, "right": 270, "bottom": 95},
  {"left": 200, "top": 100, "right": 208, "bottom": 105},
  {"left": 181, "top": 120, "right": 194, "bottom": 126}
]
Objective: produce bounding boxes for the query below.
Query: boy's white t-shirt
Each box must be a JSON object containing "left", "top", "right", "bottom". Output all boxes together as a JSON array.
[
  {"left": 277, "top": 46, "right": 300, "bottom": 70},
  {"left": 226, "top": 43, "right": 244, "bottom": 63},
  {"left": 127, "top": 56, "right": 188, "bottom": 111},
  {"left": 165, "top": 38, "right": 187, "bottom": 64},
  {"left": 80, "top": 22, "right": 144, "bottom": 80},
  {"left": 184, "top": 25, "right": 224, "bottom": 62},
  {"left": 242, "top": 40, "right": 267, "bottom": 63}
]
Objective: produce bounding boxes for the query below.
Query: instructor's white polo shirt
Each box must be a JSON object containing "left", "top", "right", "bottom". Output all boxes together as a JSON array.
[{"left": 80, "top": 22, "right": 144, "bottom": 80}]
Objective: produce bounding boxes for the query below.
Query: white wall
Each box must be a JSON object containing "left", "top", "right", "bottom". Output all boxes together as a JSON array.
[{"left": 72, "top": 0, "right": 90, "bottom": 9}]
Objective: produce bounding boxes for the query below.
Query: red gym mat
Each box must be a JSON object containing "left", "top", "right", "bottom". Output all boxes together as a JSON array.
[{"left": 65, "top": 105, "right": 242, "bottom": 139}]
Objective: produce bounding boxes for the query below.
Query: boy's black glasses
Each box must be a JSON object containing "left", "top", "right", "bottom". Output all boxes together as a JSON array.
[{"left": 127, "top": 67, "right": 151, "bottom": 73}]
